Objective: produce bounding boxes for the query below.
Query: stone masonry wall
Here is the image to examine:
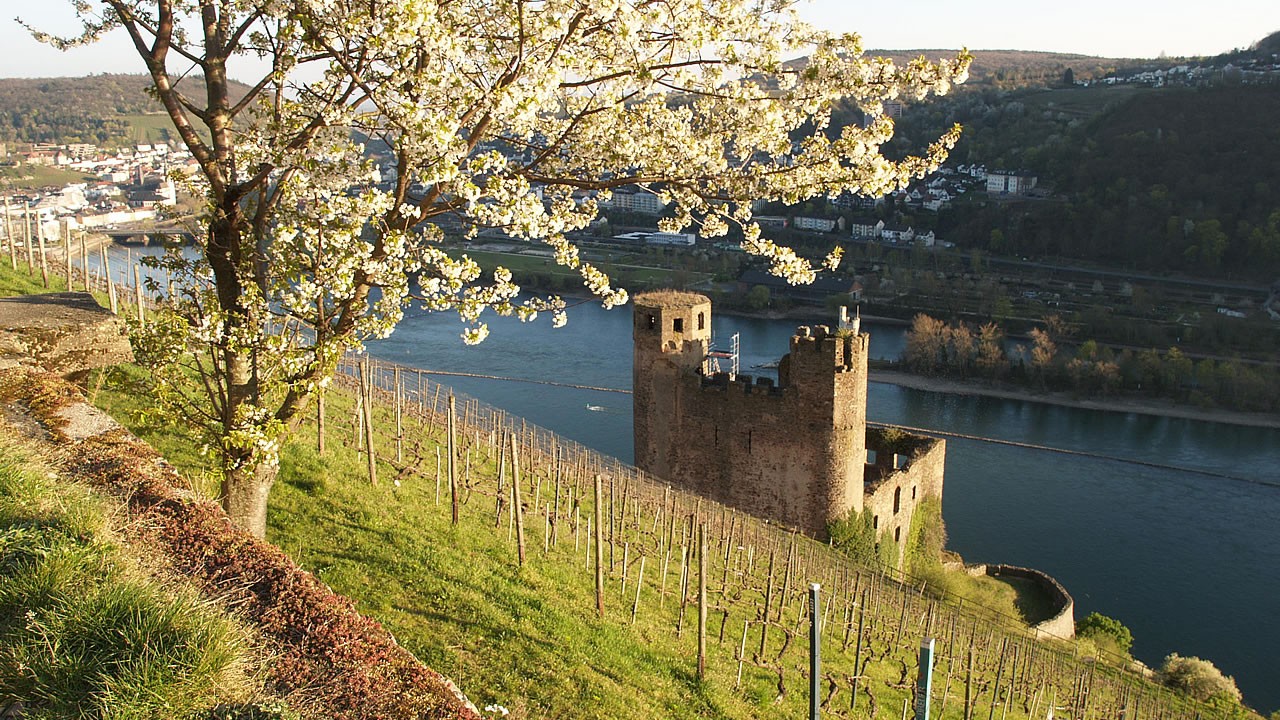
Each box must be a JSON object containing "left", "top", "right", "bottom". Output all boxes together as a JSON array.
[
  {"left": 633, "top": 291, "right": 871, "bottom": 537},
  {"left": 861, "top": 434, "right": 946, "bottom": 558}
]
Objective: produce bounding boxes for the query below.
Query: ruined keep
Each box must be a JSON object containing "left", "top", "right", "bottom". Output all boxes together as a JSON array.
[{"left": 632, "top": 290, "right": 944, "bottom": 555}]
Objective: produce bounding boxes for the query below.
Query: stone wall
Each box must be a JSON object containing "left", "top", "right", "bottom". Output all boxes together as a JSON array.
[
  {"left": 962, "top": 563, "right": 1076, "bottom": 640},
  {"left": 861, "top": 432, "right": 946, "bottom": 557},
  {"left": 633, "top": 291, "right": 871, "bottom": 536},
  {"left": 0, "top": 292, "right": 132, "bottom": 378}
]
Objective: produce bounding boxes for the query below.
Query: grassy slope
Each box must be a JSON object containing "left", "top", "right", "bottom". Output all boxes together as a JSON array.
[
  {"left": 2, "top": 261, "right": 1233, "bottom": 719},
  {"left": 90, "top": 367, "right": 1190, "bottom": 720},
  {"left": 95, "top": 370, "right": 781, "bottom": 719},
  {"left": 0, "top": 436, "right": 279, "bottom": 717},
  {"left": 0, "top": 164, "right": 97, "bottom": 190}
]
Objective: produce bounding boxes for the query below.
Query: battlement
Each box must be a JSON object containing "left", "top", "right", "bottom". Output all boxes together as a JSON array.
[
  {"left": 633, "top": 290, "right": 945, "bottom": 552},
  {"left": 633, "top": 290, "right": 711, "bottom": 367},
  {"left": 784, "top": 324, "right": 869, "bottom": 381},
  {"left": 700, "top": 372, "right": 786, "bottom": 397}
]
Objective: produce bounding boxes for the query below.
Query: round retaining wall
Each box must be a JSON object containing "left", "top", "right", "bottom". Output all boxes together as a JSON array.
[{"left": 984, "top": 563, "right": 1075, "bottom": 640}]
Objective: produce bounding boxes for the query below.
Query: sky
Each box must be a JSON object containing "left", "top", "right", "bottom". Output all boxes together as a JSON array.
[{"left": 2, "top": 0, "right": 1278, "bottom": 79}]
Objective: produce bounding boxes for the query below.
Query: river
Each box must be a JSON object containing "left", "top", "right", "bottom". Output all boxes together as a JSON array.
[
  {"left": 94, "top": 247, "right": 1280, "bottom": 711},
  {"left": 372, "top": 298, "right": 1280, "bottom": 713}
]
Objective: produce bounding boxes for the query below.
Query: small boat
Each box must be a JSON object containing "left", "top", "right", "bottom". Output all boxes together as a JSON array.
[
  {"left": 586, "top": 404, "right": 606, "bottom": 412},
  {"left": 751, "top": 361, "right": 779, "bottom": 370}
]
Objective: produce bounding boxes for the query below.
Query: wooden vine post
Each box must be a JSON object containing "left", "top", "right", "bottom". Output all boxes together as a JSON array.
[
  {"left": 697, "top": 521, "right": 708, "bottom": 681},
  {"left": 3, "top": 199, "right": 14, "bottom": 271},
  {"left": 316, "top": 390, "right": 326, "bottom": 455},
  {"left": 511, "top": 432, "right": 526, "bottom": 565},
  {"left": 594, "top": 474, "right": 605, "bottom": 617},
  {"left": 444, "top": 392, "right": 457, "bottom": 520},
  {"left": 360, "top": 358, "right": 377, "bottom": 484}
]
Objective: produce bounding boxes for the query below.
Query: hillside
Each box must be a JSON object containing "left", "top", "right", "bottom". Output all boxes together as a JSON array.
[
  {"left": 864, "top": 48, "right": 1135, "bottom": 88},
  {"left": 887, "top": 82, "right": 1280, "bottom": 282},
  {"left": 0, "top": 254, "right": 1260, "bottom": 718},
  {"left": 0, "top": 74, "right": 250, "bottom": 147}
]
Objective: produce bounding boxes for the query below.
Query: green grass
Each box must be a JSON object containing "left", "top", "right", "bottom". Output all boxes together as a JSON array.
[
  {"left": 0, "top": 258, "right": 71, "bottom": 296},
  {"left": 0, "top": 164, "right": 97, "bottom": 190},
  {"left": 90, "top": 369, "right": 923, "bottom": 719},
  {"left": 1, "top": 259, "right": 1237, "bottom": 720},
  {"left": 268, "top": 393, "right": 912, "bottom": 719},
  {"left": 115, "top": 113, "right": 202, "bottom": 147},
  {"left": 0, "top": 437, "right": 281, "bottom": 719},
  {"left": 89, "top": 366, "right": 1221, "bottom": 720}
]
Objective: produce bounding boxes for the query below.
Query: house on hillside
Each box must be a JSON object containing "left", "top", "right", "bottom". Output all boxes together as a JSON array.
[
  {"left": 793, "top": 216, "right": 839, "bottom": 233},
  {"left": 881, "top": 224, "right": 914, "bottom": 243},
  {"left": 987, "top": 171, "right": 1038, "bottom": 195},
  {"left": 849, "top": 218, "right": 885, "bottom": 239}
]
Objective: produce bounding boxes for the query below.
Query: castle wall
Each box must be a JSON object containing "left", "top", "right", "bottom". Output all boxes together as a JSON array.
[
  {"left": 961, "top": 564, "right": 1076, "bottom": 640},
  {"left": 861, "top": 434, "right": 946, "bottom": 558},
  {"left": 633, "top": 291, "right": 871, "bottom": 537}
]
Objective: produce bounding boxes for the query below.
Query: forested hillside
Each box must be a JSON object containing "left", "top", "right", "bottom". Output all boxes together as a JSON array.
[
  {"left": 0, "top": 75, "right": 160, "bottom": 145},
  {"left": 862, "top": 48, "right": 1133, "bottom": 88},
  {"left": 892, "top": 82, "right": 1280, "bottom": 281},
  {"left": 0, "top": 74, "right": 248, "bottom": 147}
]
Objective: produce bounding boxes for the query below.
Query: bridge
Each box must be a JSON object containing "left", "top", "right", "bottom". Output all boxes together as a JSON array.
[{"left": 100, "top": 226, "right": 195, "bottom": 245}]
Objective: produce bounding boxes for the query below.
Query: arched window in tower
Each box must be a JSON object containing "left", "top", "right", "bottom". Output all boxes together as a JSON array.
[
  {"left": 697, "top": 312, "right": 705, "bottom": 330},
  {"left": 673, "top": 317, "right": 684, "bottom": 333},
  {"left": 646, "top": 314, "right": 657, "bottom": 330},
  {"left": 893, "top": 486, "right": 901, "bottom": 514}
]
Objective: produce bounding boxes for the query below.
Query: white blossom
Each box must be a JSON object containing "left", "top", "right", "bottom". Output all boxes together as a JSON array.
[{"left": 60, "top": 0, "right": 969, "bottom": 508}]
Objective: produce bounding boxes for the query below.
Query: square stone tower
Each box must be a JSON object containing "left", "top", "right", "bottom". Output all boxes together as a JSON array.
[
  {"left": 632, "top": 291, "right": 713, "bottom": 483},
  {"left": 632, "top": 290, "right": 870, "bottom": 537}
]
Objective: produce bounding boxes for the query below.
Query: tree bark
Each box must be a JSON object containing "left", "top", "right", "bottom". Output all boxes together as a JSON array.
[{"left": 222, "top": 461, "right": 279, "bottom": 538}]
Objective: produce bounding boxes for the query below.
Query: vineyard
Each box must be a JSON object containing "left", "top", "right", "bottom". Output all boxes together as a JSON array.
[{"left": 2, "top": 237, "right": 1246, "bottom": 719}]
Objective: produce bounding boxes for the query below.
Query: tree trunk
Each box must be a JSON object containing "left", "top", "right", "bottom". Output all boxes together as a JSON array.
[{"left": 222, "top": 461, "right": 279, "bottom": 538}]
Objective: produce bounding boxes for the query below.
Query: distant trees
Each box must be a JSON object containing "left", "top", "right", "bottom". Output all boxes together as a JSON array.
[
  {"left": 0, "top": 75, "right": 168, "bottom": 146},
  {"left": 900, "top": 313, "right": 1280, "bottom": 412},
  {"left": 897, "top": 84, "right": 1280, "bottom": 282},
  {"left": 745, "top": 285, "right": 771, "bottom": 312}
]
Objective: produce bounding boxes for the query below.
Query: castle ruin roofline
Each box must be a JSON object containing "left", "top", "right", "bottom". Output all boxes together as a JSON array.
[{"left": 633, "top": 289, "right": 710, "bottom": 309}]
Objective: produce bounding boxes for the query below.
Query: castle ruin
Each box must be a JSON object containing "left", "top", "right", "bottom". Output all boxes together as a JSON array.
[{"left": 632, "top": 290, "right": 945, "bottom": 556}]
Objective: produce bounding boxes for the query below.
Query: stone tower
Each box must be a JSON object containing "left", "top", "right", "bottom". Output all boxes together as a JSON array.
[
  {"left": 632, "top": 290, "right": 871, "bottom": 536},
  {"left": 632, "top": 291, "right": 713, "bottom": 483}
]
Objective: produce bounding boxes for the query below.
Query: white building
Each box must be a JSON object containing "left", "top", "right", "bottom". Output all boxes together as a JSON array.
[
  {"left": 793, "top": 216, "right": 837, "bottom": 233},
  {"left": 986, "top": 171, "right": 1038, "bottom": 195}
]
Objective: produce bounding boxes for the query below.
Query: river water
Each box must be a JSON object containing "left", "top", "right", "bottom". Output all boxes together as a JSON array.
[
  {"left": 94, "top": 246, "right": 1279, "bottom": 710},
  {"left": 371, "top": 299, "right": 1280, "bottom": 712}
]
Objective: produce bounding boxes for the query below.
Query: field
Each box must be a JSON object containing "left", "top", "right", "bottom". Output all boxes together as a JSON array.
[
  {"left": 1017, "top": 84, "right": 1148, "bottom": 118},
  {"left": 0, "top": 164, "right": 96, "bottom": 190}
]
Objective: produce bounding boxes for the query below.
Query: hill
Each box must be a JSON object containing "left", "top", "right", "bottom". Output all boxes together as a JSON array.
[
  {"left": 864, "top": 48, "right": 1135, "bottom": 88},
  {"left": 0, "top": 253, "right": 1260, "bottom": 718},
  {"left": 0, "top": 74, "right": 250, "bottom": 147},
  {"left": 888, "top": 82, "right": 1280, "bottom": 282}
]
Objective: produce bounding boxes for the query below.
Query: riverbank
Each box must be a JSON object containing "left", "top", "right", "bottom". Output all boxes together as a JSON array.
[{"left": 869, "top": 369, "right": 1280, "bottom": 430}]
